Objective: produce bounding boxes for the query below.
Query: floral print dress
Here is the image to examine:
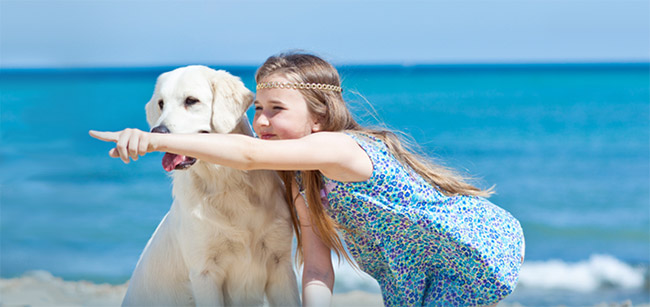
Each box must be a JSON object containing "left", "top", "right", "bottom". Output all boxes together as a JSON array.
[{"left": 298, "top": 133, "right": 524, "bottom": 306}]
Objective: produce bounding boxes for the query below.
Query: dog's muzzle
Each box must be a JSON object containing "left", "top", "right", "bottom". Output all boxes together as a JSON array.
[{"left": 151, "top": 125, "right": 197, "bottom": 172}]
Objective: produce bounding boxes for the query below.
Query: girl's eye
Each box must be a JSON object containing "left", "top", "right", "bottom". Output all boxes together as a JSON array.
[
  {"left": 158, "top": 99, "right": 164, "bottom": 110},
  {"left": 254, "top": 106, "right": 262, "bottom": 111},
  {"left": 273, "top": 106, "right": 284, "bottom": 110}
]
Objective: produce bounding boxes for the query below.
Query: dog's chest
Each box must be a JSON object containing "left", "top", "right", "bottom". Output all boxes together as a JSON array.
[{"left": 170, "top": 168, "right": 278, "bottom": 254}]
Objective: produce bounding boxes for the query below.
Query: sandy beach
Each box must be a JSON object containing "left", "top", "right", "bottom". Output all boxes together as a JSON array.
[
  {"left": 0, "top": 271, "right": 385, "bottom": 307},
  {"left": 2, "top": 271, "right": 647, "bottom": 307}
]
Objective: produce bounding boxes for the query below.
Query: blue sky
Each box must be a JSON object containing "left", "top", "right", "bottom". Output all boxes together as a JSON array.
[{"left": 1, "top": 0, "right": 648, "bottom": 68}]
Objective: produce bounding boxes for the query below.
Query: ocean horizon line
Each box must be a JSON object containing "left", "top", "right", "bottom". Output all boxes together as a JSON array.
[{"left": 1, "top": 61, "right": 648, "bottom": 75}]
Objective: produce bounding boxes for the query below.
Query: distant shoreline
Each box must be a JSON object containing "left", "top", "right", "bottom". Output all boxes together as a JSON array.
[{"left": 2, "top": 61, "right": 648, "bottom": 74}]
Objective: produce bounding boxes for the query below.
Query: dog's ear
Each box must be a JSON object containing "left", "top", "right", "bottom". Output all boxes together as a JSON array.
[
  {"left": 210, "top": 70, "right": 254, "bottom": 133},
  {"left": 145, "top": 96, "right": 160, "bottom": 129},
  {"left": 145, "top": 72, "right": 169, "bottom": 129}
]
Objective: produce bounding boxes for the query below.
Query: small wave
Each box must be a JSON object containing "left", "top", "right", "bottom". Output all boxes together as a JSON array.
[
  {"left": 518, "top": 254, "right": 647, "bottom": 292},
  {"left": 332, "top": 254, "right": 648, "bottom": 294}
]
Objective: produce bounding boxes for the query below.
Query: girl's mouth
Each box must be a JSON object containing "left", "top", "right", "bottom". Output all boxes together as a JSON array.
[{"left": 260, "top": 134, "right": 276, "bottom": 140}]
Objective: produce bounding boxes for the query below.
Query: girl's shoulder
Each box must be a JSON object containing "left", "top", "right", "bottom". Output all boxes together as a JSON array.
[
  {"left": 341, "top": 131, "right": 388, "bottom": 157},
  {"left": 302, "top": 131, "right": 364, "bottom": 148},
  {"left": 305, "top": 130, "right": 384, "bottom": 153}
]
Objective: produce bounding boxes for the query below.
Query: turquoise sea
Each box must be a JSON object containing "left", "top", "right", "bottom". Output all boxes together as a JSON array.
[{"left": 1, "top": 64, "right": 649, "bottom": 306}]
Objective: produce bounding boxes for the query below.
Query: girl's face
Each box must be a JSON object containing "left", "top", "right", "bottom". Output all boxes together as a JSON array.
[{"left": 253, "top": 75, "right": 321, "bottom": 140}]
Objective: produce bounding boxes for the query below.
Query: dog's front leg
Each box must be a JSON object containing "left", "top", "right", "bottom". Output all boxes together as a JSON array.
[
  {"left": 266, "top": 261, "right": 301, "bottom": 306},
  {"left": 189, "top": 269, "right": 225, "bottom": 306}
]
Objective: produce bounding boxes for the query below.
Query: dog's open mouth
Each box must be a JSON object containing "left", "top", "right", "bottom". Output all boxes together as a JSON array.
[{"left": 162, "top": 153, "right": 197, "bottom": 172}]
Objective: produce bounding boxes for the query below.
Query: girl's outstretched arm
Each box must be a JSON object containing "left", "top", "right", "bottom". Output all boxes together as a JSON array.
[{"left": 89, "top": 128, "right": 372, "bottom": 182}]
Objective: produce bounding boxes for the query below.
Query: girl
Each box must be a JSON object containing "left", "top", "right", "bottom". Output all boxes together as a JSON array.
[{"left": 90, "top": 52, "right": 524, "bottom": 307}]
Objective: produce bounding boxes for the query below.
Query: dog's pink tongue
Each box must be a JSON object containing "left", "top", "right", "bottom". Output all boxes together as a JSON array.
[{"left": 162, "top": 153, "right": 186, "bottom": 172}]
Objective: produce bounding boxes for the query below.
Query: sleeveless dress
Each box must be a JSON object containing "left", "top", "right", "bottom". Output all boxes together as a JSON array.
[{"left": 297, "top": 133, "right": 524, "bottom": 307}]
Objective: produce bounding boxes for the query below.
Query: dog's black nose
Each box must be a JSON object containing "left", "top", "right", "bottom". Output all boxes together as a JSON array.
[{"left": 151, "top": 126, "right": 170, "bottom": 134}]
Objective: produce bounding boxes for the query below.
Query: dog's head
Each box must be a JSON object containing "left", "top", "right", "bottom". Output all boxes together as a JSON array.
[{"left": 145, "top": 65, "right": 254, "bottom": 171}]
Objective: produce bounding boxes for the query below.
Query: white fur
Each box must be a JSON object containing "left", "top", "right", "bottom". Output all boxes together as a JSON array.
[{"left": 123, "top": 65, "right": 299, "bottom": 306}]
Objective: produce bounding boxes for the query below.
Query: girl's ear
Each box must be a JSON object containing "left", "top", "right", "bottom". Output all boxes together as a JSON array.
[
  {"left": 310, "top": 114, "right": 324, "bottom": 132},
  {"left": 311, "top": 121, "right": 322, "bottom": 133}
]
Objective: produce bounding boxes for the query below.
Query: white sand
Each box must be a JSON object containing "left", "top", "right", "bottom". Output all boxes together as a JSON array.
[
  {"left": 2, "top": 271, "right": 646, "bottom": 307},
  {"left": 0, "top": 271, "right": 384, "bottom": 307},
  {"left": 0, "top": 271, "right": 127, "bottom": 306}
]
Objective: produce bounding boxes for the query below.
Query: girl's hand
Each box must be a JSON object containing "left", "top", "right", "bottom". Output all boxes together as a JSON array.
[{"left": 89, "top": 129, "right": 157, "bottom": 163}]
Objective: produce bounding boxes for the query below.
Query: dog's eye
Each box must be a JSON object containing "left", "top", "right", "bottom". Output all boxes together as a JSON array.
[
  {"left": 185, "top": 97, "right": 200, "bottom": 106},
  {"left": 158, "top": 99, "right": 164, "bottom": 110}
]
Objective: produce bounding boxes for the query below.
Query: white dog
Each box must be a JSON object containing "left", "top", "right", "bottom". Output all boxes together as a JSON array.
[{"left": 122, "top": 66, "right": 300, "bottom": 306}]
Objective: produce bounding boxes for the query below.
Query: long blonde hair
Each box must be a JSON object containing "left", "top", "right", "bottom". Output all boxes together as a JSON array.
[{"left": 255, "top": 52, "right": 493, "bottom": 265}]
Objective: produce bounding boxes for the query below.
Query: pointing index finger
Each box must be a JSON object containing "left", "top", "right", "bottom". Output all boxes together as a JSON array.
[{"left": 89, "top": 130, "right": 119, "bottom": 143}]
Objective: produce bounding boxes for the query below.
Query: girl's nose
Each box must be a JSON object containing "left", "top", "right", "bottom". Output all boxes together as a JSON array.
[{"left": 254, "top": 112, "right": 270, "bottom": 127}]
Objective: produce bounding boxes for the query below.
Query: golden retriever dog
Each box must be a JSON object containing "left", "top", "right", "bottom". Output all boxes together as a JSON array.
[{"left": 122, "top": 65, "right": 299, "bottom": 306}]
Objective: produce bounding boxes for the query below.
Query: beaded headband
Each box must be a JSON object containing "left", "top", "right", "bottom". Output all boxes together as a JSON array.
[{"left": 256, "top": 81, "right": 342, "bottom": 93}]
